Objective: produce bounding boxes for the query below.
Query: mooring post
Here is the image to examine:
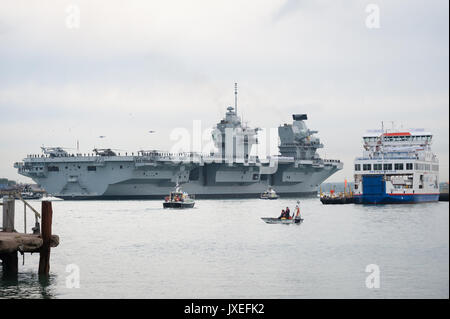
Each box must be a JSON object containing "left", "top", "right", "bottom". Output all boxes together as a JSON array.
[
  {"left": 1, "top": 195, "right": 18, "bottom": 276},
  {"left": 2, "top": 195, "right": 15, "bottom": 232},
  {"left": 38, "top": 201, "right": 53, "bottom": 276},
  {"left": 0, "top": 251, "right": 19, "bottom": 277},
  {"left": 24, "top": 202, "right": 27, "bottom": 234}
]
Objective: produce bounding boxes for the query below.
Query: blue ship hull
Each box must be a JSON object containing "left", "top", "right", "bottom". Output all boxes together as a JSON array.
[
  {"left": 355, "top": 174, "right": 439, "bottom": 204},
  {"left": 354, "top": 193, "right": 439, "bottom": 204}
]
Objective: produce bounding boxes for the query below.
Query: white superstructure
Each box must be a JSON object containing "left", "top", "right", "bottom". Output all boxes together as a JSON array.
[{"left": 353, "top": 129, "right": 439, "bottom": 204}]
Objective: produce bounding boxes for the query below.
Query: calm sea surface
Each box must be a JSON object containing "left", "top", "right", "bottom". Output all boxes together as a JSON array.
[{"left": 1, "top": 197, "right": 448, "bottom": 299}]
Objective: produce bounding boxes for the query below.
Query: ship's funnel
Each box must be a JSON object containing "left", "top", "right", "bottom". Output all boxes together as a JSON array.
[{"left": 292, "top": 114, "right": 307, "bottom": 121}]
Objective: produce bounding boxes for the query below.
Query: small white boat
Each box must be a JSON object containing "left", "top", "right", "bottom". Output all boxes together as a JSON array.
[
  {"left": 20, "top": 192, "right": 43, "bottom": 200},
  {"left": 261, "top": 217, "right": 303, "bottom": 224},
  {"left": 260, "top": 187, "right": 279, "bottom": 200},
  {"left": 163, "top": 184, "right": 195, "bottom": 209}
]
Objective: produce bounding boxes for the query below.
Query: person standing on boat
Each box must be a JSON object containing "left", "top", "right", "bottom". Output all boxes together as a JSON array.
[
  {"left": 294, "top": 204, "right": 301, "bottom": 220},
  {"left": 285, "top": 207, "right": 291, "bottom": 219}
]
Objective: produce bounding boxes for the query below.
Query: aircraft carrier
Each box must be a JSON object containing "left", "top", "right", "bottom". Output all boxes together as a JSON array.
[{"left": 14, "top": 86, "right": 342, "bottom": 200}]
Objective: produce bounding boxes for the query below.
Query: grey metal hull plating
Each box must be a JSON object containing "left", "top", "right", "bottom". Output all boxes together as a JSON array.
[{"left": 16, "top": 156, "right": 342, "bottom": 200}]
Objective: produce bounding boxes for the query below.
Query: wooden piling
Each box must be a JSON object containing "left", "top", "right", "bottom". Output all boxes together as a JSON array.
[
  {"left": 38, "top": 201, "right": 53, "bottom": 276},
  {"left": 0, "top": 251, "right": 18, "bottom": 276},
  {"left": 24, "top": 202, "right": 27, "bottom": 234},
  {"left": 2, "top": 196, "right": 15, "bottom": 232},
  {"left": 1, "top": 197, "right": 58, "bottom": 277},
  {"left": 1, "top": 196, "right": 18, "bottom": 275}
]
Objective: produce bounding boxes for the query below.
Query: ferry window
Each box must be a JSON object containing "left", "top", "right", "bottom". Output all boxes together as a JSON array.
[
  {"left": 373, "top": 164, "right": 382, "bottom": 170},
  {"left": 406, "top": 163, "right": 413, "bottom": 170},
  {"left": 48, "top": 166, "right": 59, "bottom": 172},
  {"left": 87, "top": 166, "right": 96, "bottom": 171},
  {"left": 354, "top": 164, "right": 361, "bottom": 171},
  {"left": 363, "top": 164, "right": 371, "bottom": 171},
  {"left": 383, "top": 163, "right": 392, "bottom": 170},
  {"left": 394, "top": 163, "right": 403, "bottom": 170}
]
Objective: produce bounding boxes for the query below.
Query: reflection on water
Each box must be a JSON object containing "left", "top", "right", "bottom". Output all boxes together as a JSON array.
[
  {"left": 0, "top": 198, "right": 448, "bottom": 299},
  {"left": 0, "top": 271, "right": 56, "bottom": 299}
]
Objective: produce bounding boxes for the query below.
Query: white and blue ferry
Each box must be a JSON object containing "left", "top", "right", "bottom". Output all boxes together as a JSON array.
[{"left": 353, "top": 129, "right": 439, "bottom": 204}]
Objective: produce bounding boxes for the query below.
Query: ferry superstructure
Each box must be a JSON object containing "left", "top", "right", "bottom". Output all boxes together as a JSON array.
[
  {"left": 353, "top": 129, "right": 439, "bottom": 204},
  {"left": 14, "top": 86, "right": 342, "bottom": 200}
]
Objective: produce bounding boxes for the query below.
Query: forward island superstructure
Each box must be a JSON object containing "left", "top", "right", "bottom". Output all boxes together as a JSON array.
[
  {"left": 353, "top": 129, "right": 439, "bottom": 204},
  {"left": 15, "top": 86, "right": 342, "bottom": 200}
]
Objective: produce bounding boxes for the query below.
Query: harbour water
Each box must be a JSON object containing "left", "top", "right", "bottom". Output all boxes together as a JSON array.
[{"left": 0, "top": 197, "right": 448, "bottom": 299}]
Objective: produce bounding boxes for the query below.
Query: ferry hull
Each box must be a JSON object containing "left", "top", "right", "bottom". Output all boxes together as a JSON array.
[{"left": 354, "top": 193, "right": 439, "bottom": 204}]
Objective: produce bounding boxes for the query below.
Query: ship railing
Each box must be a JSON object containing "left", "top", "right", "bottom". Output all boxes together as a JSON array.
[
  {"left": 136, "top": 153, "right": 262, "bottom": 164},
  {"left": 355, "top": 156, "right": 419, "bottom": 160}
]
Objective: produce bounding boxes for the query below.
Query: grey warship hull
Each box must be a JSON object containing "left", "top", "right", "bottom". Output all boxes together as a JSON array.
[{"left": 16, "top": 156, "right": 341, "bottom": 200}]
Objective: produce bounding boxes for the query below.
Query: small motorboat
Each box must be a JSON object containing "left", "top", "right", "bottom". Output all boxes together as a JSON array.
[
  {"left": 163, "top": 185, "right": 195, "bottom": 209},
  {"left": 261, "top": 217, "right": 303, "bottom": 224},
  {"left": 260, "top": 187, "right": 279, "bottom": 200},
  {"left": 19, "top": 192, "right": 43, "bottom": 200}
]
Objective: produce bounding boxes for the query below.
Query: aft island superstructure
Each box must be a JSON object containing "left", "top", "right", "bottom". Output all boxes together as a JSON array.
[{"left": 15, "top": 86, "right": 342, "bottom": 200}]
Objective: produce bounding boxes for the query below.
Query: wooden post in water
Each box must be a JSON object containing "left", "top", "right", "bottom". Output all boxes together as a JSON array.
[
  {"left": 1, "top": 251, "right": 18, "bottom": 277},
  {"left": 38, "top": 201, "right": 53, "bottom": 276},
  {"left": 24, "top": 202, "right": 27, "bottom": 234},
  {"left": 2, "top": 195, "right": 15, "bottom": 232},
  {"left": 1, "top": 195, "right": 18, "bottom": 276}
]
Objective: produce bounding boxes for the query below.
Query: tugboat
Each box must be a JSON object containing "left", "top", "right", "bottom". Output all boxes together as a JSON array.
[
  {"left": 319, "top": 192, "right": 354, "bottom": 204},
  {"left": 319, "top": 181, "right": 354, "bottom": 204},
  {"left": 163, "top": 184, "right": 195, "bottom": 209},
  {"left": 260, "top": 186, "right": 279, "bottom": 200}
]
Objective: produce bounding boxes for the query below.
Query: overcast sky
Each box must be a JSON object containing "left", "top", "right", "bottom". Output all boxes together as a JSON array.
[{"left": 0, "top": 0, "right": 448, "bottom": 183}]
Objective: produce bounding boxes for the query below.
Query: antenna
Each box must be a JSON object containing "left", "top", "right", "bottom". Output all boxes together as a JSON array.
[{"left": 234, "top": 82, "right": 238, "bottom": 114}]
